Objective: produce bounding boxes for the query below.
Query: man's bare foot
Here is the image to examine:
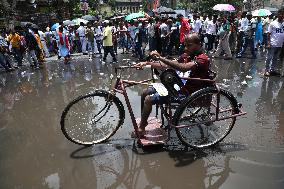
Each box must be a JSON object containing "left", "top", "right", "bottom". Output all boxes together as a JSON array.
[{"left": 131, "top": 123, "right": 147, "bottom": 138}]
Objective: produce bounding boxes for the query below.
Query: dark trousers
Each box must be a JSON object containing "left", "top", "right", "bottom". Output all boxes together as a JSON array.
[
  {"left": 236, "top": 32, "right": 244, "bottom": 53},
  {"left": 167, "top": 39, "right": 176, "bottom": 55},
  {"left": 135, "top": 42, "right": 143, "bottom": 59},
  {"left": 161, "top": 37, "right": 168, "bottom": 56},
  {"left": 12, "top": 47, "right": 23, "bottom": 66},
  {"left": 0, "top": 52, "right": 13, "bottom": 70},
  {"left": 206, "top": 34, "right": 215, "bottom": 51},
  {"left": 238, "top": 36, "right": 256, "bottom": 57},
  {"left": 149, "top": 37, "right": 156, "bottom": 51},
  {"left": 96, "top": 40, "right": 102, "bottom": 54},
  {"left": 103, "top": 46, "right": 117, "bottom": 61}
]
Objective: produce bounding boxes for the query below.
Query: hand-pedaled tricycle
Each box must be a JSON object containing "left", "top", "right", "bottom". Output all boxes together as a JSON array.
[{"left": 60, "top": 61, "right": 246, "bottom": 149}]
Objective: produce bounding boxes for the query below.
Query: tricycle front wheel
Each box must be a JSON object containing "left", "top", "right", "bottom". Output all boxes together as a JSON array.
[{"left": 60, "top": 90, "right": 125, "bottom": 146}]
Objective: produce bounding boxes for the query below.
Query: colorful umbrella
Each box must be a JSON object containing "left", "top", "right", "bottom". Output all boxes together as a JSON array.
[
  {"left": 72, "top": 18, "right": 89, "bottom": 25},
  {"left": 252, "top": 9, "right": 272, "bottom": 17},
  {"left": 125, "top": 12, "right": 145, "bottom": 21},
  {"left": 51, "top": 23, "right": 60, "bottom": 31},
  {"left": 213, "top": 4, "right": 235, "bottom": 12}
]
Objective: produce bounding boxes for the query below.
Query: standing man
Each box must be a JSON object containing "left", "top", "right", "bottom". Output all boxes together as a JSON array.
[
  {"left": 86, "top": 23, "right": 95, "bottom": 59},
  {"left": 0, "top": 33, "right": 14, "bottom": 71},
  {"left": 214, "top": 17, "right": 232, "bottom": 59},
  {"left": 236, "top": 12, "right": 257, "bottom": 58},
  {"left": 192, "top": 14, "right": 202, "bottom": 36},
  {"left": 205, "top": 15, "right": 217, "bottom": 53},
  {"left": 264, "top": 8, "right": 284, "bottom": 76},
  {"left": 102, "top": 20, "right": 117, "bottom": 63},
  {"left": 159, "top": 18, "right": 169, "bottom": 56},
  {"left": 147, "top": 18, "right": 156, "bottom": 51},
  {"left": 76, "top": 22, "right": 87, "bottom": 55},
  {"left": 7, "top": 30, "right": 23, "bottom": 67},
  {"left": 177, "top": 14, "right": 191, "bottom": 54},
  {"left": 94, "top": 21, "right": 103, "bottom": 55},
  {"left": 262, "top": 15, "right": 273, "bottom": 51}
]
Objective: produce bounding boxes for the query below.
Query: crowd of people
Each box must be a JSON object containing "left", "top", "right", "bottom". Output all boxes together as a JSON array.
[{"left": 1, "top": 9, "right": 284, "bottom": 76}]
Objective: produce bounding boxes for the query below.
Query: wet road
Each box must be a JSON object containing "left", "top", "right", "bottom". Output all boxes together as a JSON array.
[{"left": 1, "top": 52, "right": 284, "bottom": 189}]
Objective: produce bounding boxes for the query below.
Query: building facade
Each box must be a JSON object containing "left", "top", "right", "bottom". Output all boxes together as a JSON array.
[{"left": 114, "top": 0, "right": 142, "bottom": 13}]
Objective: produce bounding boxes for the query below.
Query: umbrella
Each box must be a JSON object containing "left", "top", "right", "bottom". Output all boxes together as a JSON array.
[
  {"left": 51, "top": 23, "right": 60, "bottom": 31},
  {"left": 157, "top": 6, "right": 176, "bottom": 14},
  {"left": 213, "top": 4, "right": 235, "bottom": 11},
  {"left": 125, "top": 12, "right": 145, "bottom": 21},
  {"left": 72, "top": 18, "right": 89, "bottom": 25},
  {"left": 81, "top": 15, "right": 97, "bottom": 21},
  {"left": 31, "top": 24, "right": 39, "bottom": 29},
  {"left": 63, "top": 20, "right": 75, "bottom": 26},
  {"left": 252, "top": 9, "right": 272, "bottom": 17},
  {"left": 20, "top": 22, "right": 33, "bottom": 27}
]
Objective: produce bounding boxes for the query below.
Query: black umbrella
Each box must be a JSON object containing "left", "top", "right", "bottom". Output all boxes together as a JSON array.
[{"left": 31, "top": 24, "right": 39, "bottom": 29}]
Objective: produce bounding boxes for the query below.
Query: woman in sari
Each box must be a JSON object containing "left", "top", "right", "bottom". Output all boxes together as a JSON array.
[{"left": 58, "top": 27, "right": 70, "bottom": 64}]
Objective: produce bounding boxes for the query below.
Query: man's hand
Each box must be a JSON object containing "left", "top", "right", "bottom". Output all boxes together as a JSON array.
[
  {"left": 135, "top": 62, "right": 149, "bottom": 69},
  {"left": 149, "top": 51, "right": 160, "bottom": 60}
]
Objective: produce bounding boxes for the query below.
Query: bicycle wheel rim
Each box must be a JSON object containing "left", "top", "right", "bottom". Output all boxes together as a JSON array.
[
  {"left": 61, "top": 91, "right": 124, "bottom": 145},
  {"left": 174, "top": 88, "right": 237, "bottom": 149}
]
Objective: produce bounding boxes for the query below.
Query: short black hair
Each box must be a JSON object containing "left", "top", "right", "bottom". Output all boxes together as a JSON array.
[
  {"left": 177, "top": 14, "right": 184, "bottom": 18},
  {"left": 278, "top": 8, "right": 284, "bottom": 13}
]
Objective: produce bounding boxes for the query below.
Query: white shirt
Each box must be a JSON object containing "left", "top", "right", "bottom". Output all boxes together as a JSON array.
[
  {"left": 239, "top": 18, "right": 249, "bottom": 32},
  {"left": 128, "top": 25, "right": 136, "bottom": 39},
  {"left": 159, "top": 23, "right": 169, "bottom": 37},
  {"left": 268, "top": 20, "right": 284, "bottom": 47},
  {"left": 76, "top": 26, "right": 86, "bottom": 37},
  {"left": 147, "top": 23, "right": 155, "bottom": 38},
  {"left": 94, "top": 26, "right": 103, "bottom": 40},
  {"left": 206, "top": 20, "right": 216, "bottom": 35},
  {"left": 192, "top": 19, "right": 202, "bottom": 33}
]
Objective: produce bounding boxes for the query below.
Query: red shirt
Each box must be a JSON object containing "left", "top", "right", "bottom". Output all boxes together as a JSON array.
[
  {"left": 179, "top": 18, "right": 191, "bottom": 43},
  {"left": 178, "top": 53, "right": 211, "bottom": 94}
]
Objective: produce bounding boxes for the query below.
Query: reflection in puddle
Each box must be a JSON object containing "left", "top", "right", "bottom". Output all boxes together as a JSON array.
[{"left": 43, "top": 173, "right": 60, "bottom": 189}]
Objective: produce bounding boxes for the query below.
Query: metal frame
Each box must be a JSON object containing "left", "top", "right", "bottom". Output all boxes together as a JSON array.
[{"left": 110, "top": 66, "right": 247, "bottom": 145}]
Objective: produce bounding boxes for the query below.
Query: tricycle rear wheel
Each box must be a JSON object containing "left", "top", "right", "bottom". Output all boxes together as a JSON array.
[{"left": 173, "top": 87, "right": 239, "bottom": 149}]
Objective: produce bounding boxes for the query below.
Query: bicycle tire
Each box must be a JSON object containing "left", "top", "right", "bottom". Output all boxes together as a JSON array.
[
  {"left": 173, "top": 87, "right": 239, "bottom": 149},
  {"left": 61, "top": 90, "right": 125, "bottom": 146}
]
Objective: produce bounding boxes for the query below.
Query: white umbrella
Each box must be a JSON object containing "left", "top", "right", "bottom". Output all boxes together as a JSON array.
[
  {"left": 72, "top": 18, "right": 89, "bottom": 25},
  {"left": 63, "top": 20, "right": 76, "bottom": 26},
  {"left": 81, "top": 15, "right": 98, "bottom": 21}
]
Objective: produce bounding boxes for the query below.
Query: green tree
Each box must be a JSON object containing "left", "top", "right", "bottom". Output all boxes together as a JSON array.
[{"left": 0, "top": 0, "right": 17, "bottom": 29}]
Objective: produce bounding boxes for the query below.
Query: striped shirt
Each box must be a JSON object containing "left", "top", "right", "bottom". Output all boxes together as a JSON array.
[{"left": 0, "top": 36, "right": 8, "bottom": 47}]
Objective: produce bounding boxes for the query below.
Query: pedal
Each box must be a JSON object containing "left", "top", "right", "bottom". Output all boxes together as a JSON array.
[{"left": 136, "top": 117, "right": 167, "bottom": 147}]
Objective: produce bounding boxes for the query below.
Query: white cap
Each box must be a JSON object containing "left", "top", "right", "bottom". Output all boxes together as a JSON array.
[{"left": 103, "top": 20, "right": 109, "bottom": 24}]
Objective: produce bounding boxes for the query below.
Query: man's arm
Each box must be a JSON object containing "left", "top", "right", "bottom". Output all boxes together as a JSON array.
[{"left": 158, "top": 56, "right": 196, "bottom": 72}]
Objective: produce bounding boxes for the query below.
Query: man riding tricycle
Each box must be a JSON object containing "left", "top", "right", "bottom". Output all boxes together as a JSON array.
[{"left": 60, "top": 34, "right": 246, "bottom": 149}]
